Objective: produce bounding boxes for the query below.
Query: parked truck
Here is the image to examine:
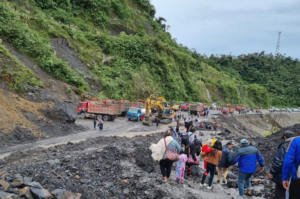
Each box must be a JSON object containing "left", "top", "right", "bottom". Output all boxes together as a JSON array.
[
  {"left": 127, "top": 107, "right": 146, "bottom": 121},
  {"left": 222, "top": 105, "right": 235, "bottom": 115},
  {"left": 235, "top": 105, "right": 245, "bottom": 112},
  {"left": 116, "top": 100, "right": 132, "bottom": 116},
  {"left": 77, "top": 101, "right": 122, "bottom": 121},
  {"left": 190, "top": 103, "right": 204, "bottom": 115},
  {"left": 180, "top": 102, "right": 190, "bottom": 111}
]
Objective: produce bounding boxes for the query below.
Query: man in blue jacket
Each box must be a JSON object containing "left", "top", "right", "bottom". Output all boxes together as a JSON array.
[
  {"left": 269, "top": 131, "right": 295, "bottom": 199},
  {"left": 230, "top": 139, "right": 265, "bottom": 196},
  {"left": 282, "top": 136, "right": 300, "bottom": 199},
  {"left": 217, "top": 142, "right": 233, "bottom": 184}
]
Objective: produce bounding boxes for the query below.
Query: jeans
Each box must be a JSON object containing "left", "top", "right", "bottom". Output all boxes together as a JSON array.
[
  {"left": 238, "top": 171, "right": 253, "bottom": 196},
  {"left": 217, "top": 166, "right": 229, "bottom": 181},
  {"left": 159, "top": 159, "right": 173, "bottom": 178},
  {"left": 201, "top": 162, "right": 216, "bottom": 187}
]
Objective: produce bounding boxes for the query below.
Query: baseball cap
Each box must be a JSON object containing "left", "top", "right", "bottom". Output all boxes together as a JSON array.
[
  {"left": 240, "top": 139, "right": 248, "bottom": 144},
  {"left": 281, "top": 131, "right": 295, "bottom": 139}
]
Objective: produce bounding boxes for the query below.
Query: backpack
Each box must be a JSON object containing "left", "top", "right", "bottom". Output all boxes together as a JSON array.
[{"left": 181, "top": 133, "right": 193, "bottom": 147}]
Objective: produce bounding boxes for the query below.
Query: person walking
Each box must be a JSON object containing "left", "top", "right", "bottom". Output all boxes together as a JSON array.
[
  {"left": 217, "top": 142, "right": 233, "bottom": 184},
  {"left": 282, "top": 136, "right": 300, "bottom": 199},
  {"left": 156, "top": 117, "right": 160, "bottom": 127},
  {"left": 98, "top": 119, "right": 103, "bottom": 131},
  {"left": 230, "top": 139, "right": 265, "bottom": 197},
  {"left": 186, "top": 139, "right": 202, "bottom": 176},
  {"left": 150, "top": 131, "right": 180, "bottom": 182},
  {"left": 93, "top": 116, "right": 97, "bottom": 130},
  {"left": 269, "top": 131, "right": 295, "bottom": 199},
  {"left": 176, "top": 150, "right": 188, "bottom": 183},
  {"left": 206, "top": 109, "right": 210, "bottom": 118},
  {"left": 200, "top": 140, "right": 223, "bottom": 189}
]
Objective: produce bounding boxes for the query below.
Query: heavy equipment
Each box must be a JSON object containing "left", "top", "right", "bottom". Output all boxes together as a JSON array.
[
  {"left": 169, "top": 100, "right": 180, "bottom": 111},
  {"left": 80, "top": 92, "right": 101, "bottom": 102},
  {"left": 142, "top": 95, "right": 174, "bottom": 126}
]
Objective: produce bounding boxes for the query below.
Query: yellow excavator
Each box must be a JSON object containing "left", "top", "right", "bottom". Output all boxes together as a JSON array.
[{"left": 142, "top": 94, "right": 175, "bottom": 126}]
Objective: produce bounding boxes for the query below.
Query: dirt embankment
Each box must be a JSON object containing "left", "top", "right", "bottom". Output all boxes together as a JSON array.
[{"left": 211, "top": 113, "right": 300, "bottom": 137}]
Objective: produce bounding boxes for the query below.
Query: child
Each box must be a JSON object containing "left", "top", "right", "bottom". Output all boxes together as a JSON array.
[
  {"left": 176, "top": 150, "right": 188, "bottom": 183},
  {"left": 201, "top": 139, "right": 213, "bottom": 175}
]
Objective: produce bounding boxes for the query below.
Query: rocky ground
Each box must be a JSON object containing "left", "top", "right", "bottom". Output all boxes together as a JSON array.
[{"left": 2, "top": 121, "right": 292, "bottom": 199}]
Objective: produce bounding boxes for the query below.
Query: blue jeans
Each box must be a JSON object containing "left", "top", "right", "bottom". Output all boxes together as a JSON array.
[{"left": 238, "top": 171, "right": 253, "bottom": 196}]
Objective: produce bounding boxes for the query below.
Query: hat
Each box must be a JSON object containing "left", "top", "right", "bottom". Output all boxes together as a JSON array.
[
  {"left": 226, "top": 142, "right": 233, "bottom": 146},
  {"left": 281, "top": 131, "right": 295, "bottom": 139},
  {"left": 240, "top": 139, "right": 248, "bottom": 144}
]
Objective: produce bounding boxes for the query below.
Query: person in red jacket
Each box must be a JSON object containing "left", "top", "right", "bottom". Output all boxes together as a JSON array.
[{"left": 202, "top": 139, "right": 213, "bottom": 175}]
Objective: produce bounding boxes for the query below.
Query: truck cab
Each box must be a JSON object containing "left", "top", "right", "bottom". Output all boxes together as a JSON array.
[
  {"left": 127, "top": 108, "right": 146, "bottom": 121},
  {"left": 180, "top": 102, "right": 190, "bottom": 111},
  {"left": 77, "top": 102, "right": 88, "bottom": 117}
]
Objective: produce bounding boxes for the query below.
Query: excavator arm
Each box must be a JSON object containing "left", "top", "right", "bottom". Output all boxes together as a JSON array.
[{"left": 142, "top": 95, "right": 174, "bottom": 126}]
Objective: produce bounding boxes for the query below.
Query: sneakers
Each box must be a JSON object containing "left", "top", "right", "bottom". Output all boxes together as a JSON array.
[
  {"left": 207, "top": 186, "right": 212, "bottom": 190},
  {"left": 223, "top": 180, "right": 226, "bottom": 184},
  {"left": 200, "top": 183, "right": 207, "bottom": 187}
]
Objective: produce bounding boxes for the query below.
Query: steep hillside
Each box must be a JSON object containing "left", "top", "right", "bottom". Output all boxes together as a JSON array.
[{"left": 0, "top": 0, "right": 270, "bottom": 108}]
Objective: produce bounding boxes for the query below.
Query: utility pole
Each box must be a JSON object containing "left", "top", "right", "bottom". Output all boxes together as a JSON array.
[{"left": 275, "top": 31, "right": 281, "bottom": 55}]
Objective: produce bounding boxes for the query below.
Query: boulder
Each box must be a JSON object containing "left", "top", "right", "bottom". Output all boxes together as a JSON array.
[
  {"left": 227, "top": 181, "right": 238, "bottom": 188},
  {"left": 19, "top": 187, "right": 34, "bottom": 199},
  {"left": 0, "top": 191, "right": 19, "bottom": 199},
  {"left": 0, "top": 179, "right": 10, "bottom": 191},
  {"left": 12, "top": 174, "right": 24, "bottom": 187},
  {"left": 42, "top": 101, "right": 76, "bottom": 123},
  {"left": 51, "top": 189, "right": 82, "bottom": 199},
  {"left": 27, "top": 182, "right": 52, "bottom": 199}
]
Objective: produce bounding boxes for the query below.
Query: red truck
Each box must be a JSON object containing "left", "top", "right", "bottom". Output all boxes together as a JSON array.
[
  {"left": 235, "top": 105, "right": 245, "bottom": 112},
  {"left": 116, "top": 100, "right": 132, "bottom": 116},
  {"left": 77, "top": 101, "right": 122, "bottom": 121},
  {"left": 190, "top": 104, "right": 204, "bottom": 115},
  {"left": 222, "top": 106, "right": 235, "bottom": 115},
  {"left": 180, "top": 102, "right": 190, "bottom": 111}
]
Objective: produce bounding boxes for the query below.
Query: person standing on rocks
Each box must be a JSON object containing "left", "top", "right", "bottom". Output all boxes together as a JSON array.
[
  {"left": 200, "top": 140, "right": 223, "bottom": 189},
  {"left": 282, "top": 136, "right": 300, "bottom": 199},
  {"left": 268, "top": 131, "right": 295, "bottom": 199},
  {"left": 230, "top": 139, "right": 265, "bottom": 197},
  {"left": 186, "top": 139, "right": 202, "bottom": 176},
  {"left": 217, "top": 142, "right": 233, "bottom": 184},
  {"left": 150, "top": 131, "right": 180, "bottom": 182}
]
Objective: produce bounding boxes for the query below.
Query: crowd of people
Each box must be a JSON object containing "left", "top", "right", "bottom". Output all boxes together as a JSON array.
[{"left": 150, "top": 125, "right": 300, "bottom": 199}]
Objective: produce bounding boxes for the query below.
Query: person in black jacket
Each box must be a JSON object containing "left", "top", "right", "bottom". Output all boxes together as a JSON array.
[
  {"left": 268, "top": 130, "right": 295, "bottom": 199},
  {"left": 186, "top": 139, "right": 202, "bottom": 176}
]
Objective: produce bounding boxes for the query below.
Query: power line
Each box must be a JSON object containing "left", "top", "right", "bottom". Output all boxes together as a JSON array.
[{"left": 275, "top": 31, "right": 281, "bottom": 55}]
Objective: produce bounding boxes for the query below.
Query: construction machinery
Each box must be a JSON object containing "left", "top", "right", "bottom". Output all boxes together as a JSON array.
[
  {"left": 142, "top": 95, "right": 174, "bottom": 126},
  {"left": 190, "top": 103, "right": 204, "bottom": 115},
  {"left": 80, "top": 92, "right": 101, "bottom": 102},
  {"left": 180, "top": 102, "right": 190, "bottom": 111},
  {"left": 169, "top": 100, "right": 180, "bottom": 111},
  {"left": 222, "top": 104, "right": 235, "bottom": 115}
]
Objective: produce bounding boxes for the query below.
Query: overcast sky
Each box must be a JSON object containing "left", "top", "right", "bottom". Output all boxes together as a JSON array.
[{"left": 151, "top": 0, "right": 300, "bottom": 59}]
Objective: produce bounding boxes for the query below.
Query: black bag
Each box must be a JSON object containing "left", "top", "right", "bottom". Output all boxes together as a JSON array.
[
  {"left": 181, "top": 133, "right": 193, "bottom": 147},
  {"left": 191, "top": 165, "right": 201, "bottom": 176}
]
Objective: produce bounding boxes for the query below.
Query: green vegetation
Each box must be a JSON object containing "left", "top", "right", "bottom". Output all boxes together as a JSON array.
[
  {"left": 206, "top": 53, "right": 300, "bottom": 106},
  {"left": 0, "top": 0, "right": 295, "bottom": 107}
]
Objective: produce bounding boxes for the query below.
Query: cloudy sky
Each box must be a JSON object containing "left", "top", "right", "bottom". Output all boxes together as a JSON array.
[{"left": 151, "top": 0, "right": 300, "bottom": 59}]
